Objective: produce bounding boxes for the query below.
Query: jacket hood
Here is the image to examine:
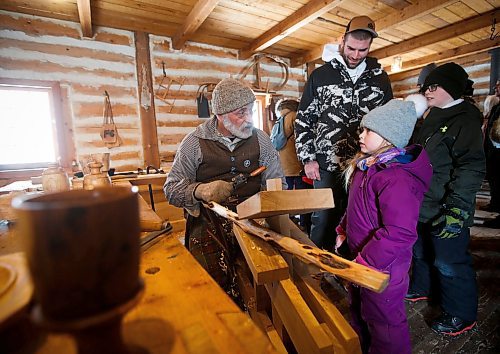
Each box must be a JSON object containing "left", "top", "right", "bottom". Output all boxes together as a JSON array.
[
  {"left": 331, "top": 56, "right": 383, "bottom": 74},
  {"left": 372, "top": 144, "right": 432, "bottom": 193}
]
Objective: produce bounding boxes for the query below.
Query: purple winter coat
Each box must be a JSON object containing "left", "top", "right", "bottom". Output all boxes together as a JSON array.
[{"left": 341, "top": 144, "right": 433, "bottom": 271}]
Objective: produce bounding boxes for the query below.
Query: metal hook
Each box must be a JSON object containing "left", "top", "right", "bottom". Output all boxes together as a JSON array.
[
  {"left": 491, "top": 18, "right": 499, "bottom": 40},
  {"left": 162, "top": 61, "right": 166, "bottom": 77}
]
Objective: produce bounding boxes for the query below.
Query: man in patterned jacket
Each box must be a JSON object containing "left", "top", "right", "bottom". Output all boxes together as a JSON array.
[
  {"left": 164, "top": 78, "right": 283, "bottom": 299},
  {"left": 295, "top": 16, "right": 393, "bottom": 250}
]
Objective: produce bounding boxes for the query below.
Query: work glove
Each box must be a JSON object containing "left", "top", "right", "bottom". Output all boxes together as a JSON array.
[
  {"left": 194, "top": 180, "right": 233, "bottom": 204},
  {"left": 430, "top": 206, "right": 469, "bottom": 239}
]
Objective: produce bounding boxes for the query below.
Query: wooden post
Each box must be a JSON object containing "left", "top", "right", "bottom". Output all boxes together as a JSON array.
[{"left": 134, "top": 31, "right": 160, "bottom": 168}]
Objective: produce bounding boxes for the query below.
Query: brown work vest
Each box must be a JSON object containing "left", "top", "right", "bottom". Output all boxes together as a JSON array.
[{"left": 197, "top": 130, "right": 261, "bottom": 202}]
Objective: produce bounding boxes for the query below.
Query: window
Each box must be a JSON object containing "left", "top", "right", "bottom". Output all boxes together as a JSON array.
[{"left": 0, "top": 79, "right": 73, "bottom": 177}]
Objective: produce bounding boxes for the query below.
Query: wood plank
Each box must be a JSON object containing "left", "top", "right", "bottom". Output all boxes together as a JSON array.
[
  {"left": 370, "top": 9, "right": 498, "bottom": 60},
  {"left": 237, "top": 189, "right": 334, "bottom": 219},
  {"left": 293, "top": 259, "right": 361, "bottom": 354},
  {"left": 233, "top": 224, "right": 289, "bottom": 285},
  {"left": 265, "top": 279, "right": 333, "bottom": 354},
  {"left": 209, "top": 202, "right": 390, "bottom": 293},
  {"left": 113, "top": 180, "right": 165, "bottom": 231},
  {"left": 135, "top": 31, "right": 160, "bottom": 167},
  {"left": 254, "top": 311, "right": 288, "bottom": 354},
  {"left": 239, "top": 0, "right": 344, "bottom": 59},
  {"left": 172, "top": 0, "right": 221, "bottom": 49},
  {"left": 265, "top": 178, "right": 291, "bottom": 239},
  {"left": 385, "top": 37, "right": 500, "bottom": 74},
  {"left": 76, "top": 0, "right": 92, "bottom": 38},
  {"left": 290, "top": 0, "right": 458, "bottom": 66}
]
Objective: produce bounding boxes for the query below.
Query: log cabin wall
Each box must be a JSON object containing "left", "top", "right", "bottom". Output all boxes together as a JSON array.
[
  {"left": 0, "top": 10, "right": 305, "bottom": 175},
  {"left": 149, "top": 36, "right": 305, "bottom": 166},
  {"left": 390, "top": 51, "right": 493, "bottom": 113},
  {"left": 0, "top": 10, "right": 142, "bottom": 172}
]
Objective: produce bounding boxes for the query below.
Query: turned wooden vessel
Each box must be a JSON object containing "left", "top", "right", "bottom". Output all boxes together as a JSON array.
[
  {"left": 83, "top": 162, "right": 111, "bottom": 190},
  {"left": 41, "top": 163, "right": 70, "bottom": 193}
]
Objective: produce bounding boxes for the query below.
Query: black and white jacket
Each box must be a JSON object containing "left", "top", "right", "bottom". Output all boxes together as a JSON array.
[{"left": 295, "top": 57, "right": 393, "bottom": 172}]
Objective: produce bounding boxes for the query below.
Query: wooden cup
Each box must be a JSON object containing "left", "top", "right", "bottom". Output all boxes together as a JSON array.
[{"left": 12, "top": 187, "right": 141, "bottom": 322}]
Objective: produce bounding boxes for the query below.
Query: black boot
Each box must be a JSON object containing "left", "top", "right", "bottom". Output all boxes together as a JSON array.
[{"left": 431, "top": 312, "right": 476, "bottom": 336}]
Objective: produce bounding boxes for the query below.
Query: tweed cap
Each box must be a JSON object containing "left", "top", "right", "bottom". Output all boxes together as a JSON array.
[
  {"left": 211, "top": 78, "right": 256, "bottom": 115},
  {"left": 361, "top": 95, "right": 427, "bottom": 148},
  {"left": 345, "top": 16, "right": 378, "bottom": 38},
  {"left": 423, "top": 62, "right": 468, "bottom": 100}
]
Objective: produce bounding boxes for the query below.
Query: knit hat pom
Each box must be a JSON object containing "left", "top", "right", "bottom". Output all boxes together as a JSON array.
[{"left": 405, "top": 94, "right": 428, "bottom": 118}]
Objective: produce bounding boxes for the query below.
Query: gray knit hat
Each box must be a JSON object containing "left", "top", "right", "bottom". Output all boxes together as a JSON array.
[
  {"left": 211, "top": 78, "right": 256, "bottom": 115},
  {"left": 361, "top": 95, "right": 428, "bottom": 148}
]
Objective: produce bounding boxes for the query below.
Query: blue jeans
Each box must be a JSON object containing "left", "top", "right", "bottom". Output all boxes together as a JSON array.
[{"left": 309, "top": 169, "right": 347, "bottom": 251}]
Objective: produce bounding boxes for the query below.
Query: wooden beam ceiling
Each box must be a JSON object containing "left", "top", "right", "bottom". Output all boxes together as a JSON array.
[
  {"left": 385, "top": 37, "right": 500, "bottom": 74},
  {"left": 76, "top": 0, "right": 92, "bottom": 38},
  {"left": 290, "top": 0, "right": 465, "bottom": 67},
  {"left": 239, "top": 0, "right": 344, "bottom": 60},
  {"left": 172, "top": 0, "right": 221, "bottom": 50},
  {"left": 370, "top": 9, "right": 498, "bottom": 60},
  {"left": 388, "top": 51, "right": 491, "bottom": 81}
]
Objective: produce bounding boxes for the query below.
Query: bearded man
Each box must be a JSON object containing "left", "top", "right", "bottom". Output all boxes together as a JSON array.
[
  {"left": 295, "top": 16, "right": 393, "bottom": 250},
  {"left": 164, "top": 78, "right": 284, "bottom": 297}
]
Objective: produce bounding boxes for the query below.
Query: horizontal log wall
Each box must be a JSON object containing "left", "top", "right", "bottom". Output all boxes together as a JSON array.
[
  {"left": 0, "top": 10, "right": 141, "bottom": 172},
  {"left": 390, "top": 52, "right": 493, "bottom": 113},
  {"left": 149, "top": 35, "right": 305, "bottom": 166},
  {"left": 0, "top": 10, "right": 305, "bottom": 173}
]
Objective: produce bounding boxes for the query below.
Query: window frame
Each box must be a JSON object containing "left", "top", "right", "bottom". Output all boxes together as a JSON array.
[{"left": 0, "top": 78, "right": 73, "bottom": 180}]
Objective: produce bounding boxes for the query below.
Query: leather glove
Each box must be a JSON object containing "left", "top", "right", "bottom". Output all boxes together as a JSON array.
[
  {"left": 430, "top": 207, "right": 469, "bottom": 239},
  {"left": 194, "top": 180, "right": 233, "bottom": 203}
]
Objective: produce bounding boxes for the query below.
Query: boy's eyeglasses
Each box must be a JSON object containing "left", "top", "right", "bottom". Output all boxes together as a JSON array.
[{"left": 426, "top": 84, "right": 439, "bottom": 92}]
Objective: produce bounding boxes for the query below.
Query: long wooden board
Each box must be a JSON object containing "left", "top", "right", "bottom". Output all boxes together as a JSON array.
[
  {"left": 266, "top": 279, "right": 333, "bottom": 354},
  {"left": 233, "top": 224, "right": 289, "bottom": 285},
  {"left": 237, "top": 189, "right": 334, "bottom": 219}
]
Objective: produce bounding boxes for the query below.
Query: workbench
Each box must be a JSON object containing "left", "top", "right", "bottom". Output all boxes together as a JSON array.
[{"left": 0, "top": 189, "right": 276, "bottom": 353}]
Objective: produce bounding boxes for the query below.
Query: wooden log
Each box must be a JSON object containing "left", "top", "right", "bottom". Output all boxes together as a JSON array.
[
  {"left": 237, "top": 189, "right": 334, "bottom": 219},
  {"left": 207, "top": 202, "right": 389, "bottom": 293}
]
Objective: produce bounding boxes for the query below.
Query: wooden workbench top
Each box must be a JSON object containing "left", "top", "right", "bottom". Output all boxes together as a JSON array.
[{"left": 0, "top": 187, "right": 276, "bottom": 353}]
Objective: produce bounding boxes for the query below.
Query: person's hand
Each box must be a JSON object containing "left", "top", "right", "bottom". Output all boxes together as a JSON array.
[
  {"left": 304, "top": 161, "right": 320, "bottom": 181},
  {"left": 430, "top": 207, "right": 469, "bottom": 239},
  {"left": 334, "top": 224, "right": 346, "bottom": 254},
  {"left": 194, "top": 180, "right": 233, "bottom": 203}
]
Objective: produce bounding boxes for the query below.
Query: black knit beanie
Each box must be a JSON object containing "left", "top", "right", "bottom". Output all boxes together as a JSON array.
[{"left": 423, "top": 62, "right": 468, "bottom": 100}]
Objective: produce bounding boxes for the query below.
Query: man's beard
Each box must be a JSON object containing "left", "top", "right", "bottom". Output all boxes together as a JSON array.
[
  {"left": 340, "top": 46, "right": 363, "bottom": 69},
  {"left": 222, "top": 116, "right": 253, "bottom": 139}
]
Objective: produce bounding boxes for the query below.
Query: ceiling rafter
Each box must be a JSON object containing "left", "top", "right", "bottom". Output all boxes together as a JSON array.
[
  {"left": 172, "top": 0, "right": 221, "bottom": 50},
  {"left": 239, "top": 0, "right": 344, "bottom": 60},
  {"left": 290, "top": 0, "right": 460, "bottom": 67},
  {"left": 385, "top": 37, "right": 500, "bottom": 74},
  {"left": 76, "top": 0, "right": 92, "bottom": 38},
  {"left": 370, "top": 9, "right": 498, "bottom": 60}
]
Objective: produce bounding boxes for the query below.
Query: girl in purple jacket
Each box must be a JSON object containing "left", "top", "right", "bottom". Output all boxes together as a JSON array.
[{"left": 336, "top": 96, "right": 432, "bottom": 354}]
